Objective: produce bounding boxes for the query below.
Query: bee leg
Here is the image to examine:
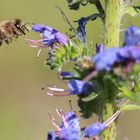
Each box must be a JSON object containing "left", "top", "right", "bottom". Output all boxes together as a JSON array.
[
  {"left": 13, "top": 30, "right": 19, "bottom": 38},
  {"left": 4, "top": 39, "right": 9, "bottom": 44},
  {"left": 0, "top": 40, "right": 2, "bottom": 46}
]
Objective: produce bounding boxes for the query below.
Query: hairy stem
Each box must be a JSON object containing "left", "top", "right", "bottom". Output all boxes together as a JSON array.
[
  {"left": 100, "top": 101, "right": 118, "bottom": 140},
  {"left": 100, "top": 1, "right": 124, "bottom": 139},
  {"left": 104, "top": 0, "right": 124, "bottom": 48}
]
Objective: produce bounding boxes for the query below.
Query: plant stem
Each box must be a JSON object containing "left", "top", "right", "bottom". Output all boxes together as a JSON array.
[
  {"left": 104, "top": 0, "right": 124, "bottom": 48},
  {"left": 101, "top": 0, "right": 124, "bottom": 139},
  {"left": 100, "top": 101, "right": 117, "bottom": 140}
]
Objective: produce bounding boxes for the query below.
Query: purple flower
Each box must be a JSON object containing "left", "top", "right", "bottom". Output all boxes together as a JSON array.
[
  {"left": 84, "top": 122, "right": 106, "bottom": 137},
  {"left": 59, "top": 72, "right": 75, "bottom": 79},
  {"left": 32, "top": 24, "right": 55, "bottom": 34},
  {"left": 47, "top": 110, "right": 80, "bottom": 140},
  {"left": 124, "top": 26, "right": 140, "bottom": 46},
  {"left": 60, "top": 111, "right": 80, "bottom": 129},
  {"left": 60, "top": 128, "right": 79, "bottom": 140},
  {"left": 93, "top": 48, "right": 120, "bottom": 71},
  {"left": 76, "top": 17, "right": 87, "bottom": 44},
  {"left": 118, "top": 47, "right": 140, "bottom": 63},
  {"left": 47, "top": 131, "right": 60, "bottom": 140},
  {"left": 43, "top": 80, "right": 96, "bottom": 96},
  {"left": 47, "top": 110, "right": 120, "bottom": 140},
  {"left": 32, "top": 24, "right": 67, "bottom": 46},
  {"left": 25, "top": 24, "right": 68, "bottom": 57},
  {"left": 93, "top": 46, "right": 140, "bottom": 72},
  {"left": 68, "top": 80, "right": 96, "bottom": 95},
  {"left": 83, "top": 110, "right": 120, "bottom": 138},
  {"left": 54, "top": 32, "right": 68, "bottom": 46}
]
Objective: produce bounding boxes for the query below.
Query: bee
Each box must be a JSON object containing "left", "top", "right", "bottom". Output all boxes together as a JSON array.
[{"left": 0, "top": 19, "right": 28, "bottom": 46}]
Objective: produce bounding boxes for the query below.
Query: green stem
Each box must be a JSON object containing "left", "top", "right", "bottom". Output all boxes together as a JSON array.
[
  {"left": 101, "top": 101, "right": 117, "bottom": 140},
  {"left": 99, "top": 79, "right": 118, "bottom": 140},
  {"left": 104, "top": 0, "right": 124, "bottom": 48},
  {"left": 100, "top": 0, "right": 124, "bottom": 139}
]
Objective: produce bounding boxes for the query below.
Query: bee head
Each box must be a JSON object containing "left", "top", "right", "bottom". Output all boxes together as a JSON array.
[{"left": 14, "top": 19, "right": 22, "bottom": 29}]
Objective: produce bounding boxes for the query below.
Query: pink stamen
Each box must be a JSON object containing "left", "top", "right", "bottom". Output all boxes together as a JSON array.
[
  {"left": 47, "top": 86, "right": 66, "bottom": 92},
  {"left": 48, "top": 111, "right": 61, "bottom": 131},
  {"left": 43, "top": 85, "right": 71, "bottom": 96},
  {"left": 55, "top": 109, "right": 68, "bottom": 128},
  {"left": 25, "top": 38, "right": 44, "bottom": 44},
  {"left": 28, "top": 44, "right": 39, "bottom": 48},
  {"left": 55, "top": 108, "right": 63, "bottom": 117},
  {"left": 47, "top": 92, "right": 69, "bottom": 96},
  {"left": 42, "top": 86, "right": 70, "bottom": 96},
  {"left": 46, "top": 92, "right": 55, "bottom": 96}
]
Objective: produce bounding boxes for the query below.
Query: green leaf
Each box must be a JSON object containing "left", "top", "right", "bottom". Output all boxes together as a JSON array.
[
  {"left": 121, "top": 104, "right": 140, "bottom": 111},
  {"left": 124, "top": 6, "right": 140, "bottom": 17},
  {"left": 82, "top": 93, "right": 98, "bottom": 102},
  {"left": 119, "top": 86, "right": 140, "bottom": 102},
  {"left": 67, "top": 0, "right": 88, "bottom": 10}
]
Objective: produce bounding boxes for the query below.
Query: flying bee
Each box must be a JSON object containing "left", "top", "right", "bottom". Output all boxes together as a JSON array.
[{"left": 0, "top": 19, "right": 29, "bottom": 46}]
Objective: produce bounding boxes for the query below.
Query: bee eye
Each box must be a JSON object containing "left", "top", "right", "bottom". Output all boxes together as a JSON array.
[{"left": 15, "top": 24, "right": 21, "bottom": 29}]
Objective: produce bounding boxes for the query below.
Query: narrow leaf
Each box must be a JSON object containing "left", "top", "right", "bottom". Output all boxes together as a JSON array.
[
  {"left": 82, "top": 93, "right": 98, "bottom": 102},
  {"left": 124, "top": 6, "right": 140, "bottom": 17},
  {"left": 121, "top": 104, "right": 140, "bottom": 111},
  {"left": 119, "top": 87, "right": 140, "bottom": 102}
]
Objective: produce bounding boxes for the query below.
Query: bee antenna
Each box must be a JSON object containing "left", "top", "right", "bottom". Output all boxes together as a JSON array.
[{"left": 55, "top": 6, "right": 77, "bottom": 35}]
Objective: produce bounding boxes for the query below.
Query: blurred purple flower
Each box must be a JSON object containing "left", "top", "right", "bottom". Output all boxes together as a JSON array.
[
  {"left": 124, "top": 26, "right": 140, "bottom": 46},
  {"left": 118, "top": 46, "right": 140, "bottom": 63},
  {"left": 93, "top": 46, "right": 140, "bottom": 72},
  {"left": 93, "top": 48, "right": 120, "bottom": 71}
]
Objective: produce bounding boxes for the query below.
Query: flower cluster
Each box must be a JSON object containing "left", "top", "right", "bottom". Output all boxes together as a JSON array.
[
  {"left": 93, "top": 26, "right": 140, "bottom": 72},
  {"left": 47, "top": 109, "right": 120, "bottom": 140}
]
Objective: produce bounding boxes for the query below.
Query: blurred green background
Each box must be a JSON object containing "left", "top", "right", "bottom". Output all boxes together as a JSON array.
[{"left": 0, "top": 0, "right": 140, "bottom": 140}]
